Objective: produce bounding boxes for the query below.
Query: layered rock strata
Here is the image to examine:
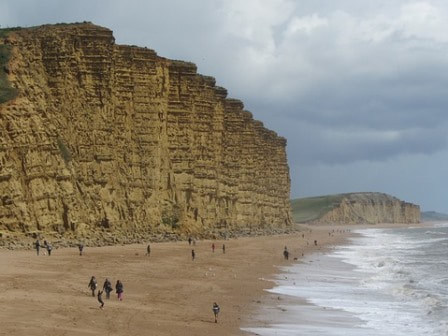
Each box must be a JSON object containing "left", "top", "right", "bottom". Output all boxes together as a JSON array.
[
  {"left": 293, "top": 192, "right": 420, "bottom": 224},
  {"left": 0, "top": 23, "right": 292, "bottom": 239}
]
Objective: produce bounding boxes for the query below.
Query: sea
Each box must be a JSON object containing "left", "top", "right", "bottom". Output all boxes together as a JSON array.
[{"left": 244, "top": 223, "right": 448, "bottom": 336}]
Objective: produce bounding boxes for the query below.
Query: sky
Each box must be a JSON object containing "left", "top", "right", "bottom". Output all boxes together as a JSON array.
[{"left": 2, "top": 0, "right": 448, "bottom": 212}]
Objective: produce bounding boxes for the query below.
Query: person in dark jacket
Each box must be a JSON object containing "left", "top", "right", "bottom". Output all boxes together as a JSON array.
[
  {"left": 283, "top": 246, "right": 289, "bottom": 260},
  {"left": 46, "top": 243, "right": 53, "bottom": 256},
  {"left": 116, "top": 280, "right": 123, "bottom": 301},
  {"left": 212, "top": 302, "right": 220, "bottom": 323},
  {"left": 35, "top": 240, "right": 41, "bottom": 256},
  {"left": 97, "top": 290, "right": 104, "bottom": 309},
  {"left": 78, "top": 243, "right": 84, "bottom": 256},
  {"left": 88, "top": 276, "right": 97, "bottom": 297},
  {"left": 103, "top": 278, "right": 113, "bottom": 299}
]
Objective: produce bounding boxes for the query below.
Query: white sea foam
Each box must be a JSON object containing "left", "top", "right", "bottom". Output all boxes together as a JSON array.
[
  {"left": 425, "top": 230, "right": 447, "bottom": 235},
  {"left": 432, "top": 222, "right": 448, "bottom": 228},
  {"left": 244, "top": 225, "right": 448, "bottom": 336}
]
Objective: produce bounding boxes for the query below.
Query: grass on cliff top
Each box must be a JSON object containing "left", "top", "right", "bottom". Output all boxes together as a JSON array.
[
  {"left": 290, "top": 194, "right": 345, "bottom": 223},
  {"left": 0, "top": 23, "right": 92, "bottom": 105},
  {"left": 0, "top": 27, "right": 23, "bottom": 38},
  {"left": 0, "top": 23, "right": 92, "bottom": 39},
  {"left": 0, "top": 27, "right": 21, "bottom": 104}
]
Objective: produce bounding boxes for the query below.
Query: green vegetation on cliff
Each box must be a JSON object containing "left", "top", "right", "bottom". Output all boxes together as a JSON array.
[
  {"left": 291, "top": 194, "right": 343, "bottom": 223},
  {"left": 0, "top": 45, "right": 18, "bottom": 103},
  {"left": 0, "top": 27, "right": 21, "bottom": 104},
  {"left": 0, "top": 27, "right": 23, "bottom": 38}
]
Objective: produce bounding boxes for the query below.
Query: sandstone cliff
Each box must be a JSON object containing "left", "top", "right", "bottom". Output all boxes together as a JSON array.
[
  {"left": 0, "top": 23, "right": 292, "bottom": 241},
  {"left": 291, "top": 192, "right": 420, "bottom": 224}
]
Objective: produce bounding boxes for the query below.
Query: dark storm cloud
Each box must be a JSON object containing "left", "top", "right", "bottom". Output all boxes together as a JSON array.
[{"left": 228, "top": 0, "right": 448, "bottom": 165}]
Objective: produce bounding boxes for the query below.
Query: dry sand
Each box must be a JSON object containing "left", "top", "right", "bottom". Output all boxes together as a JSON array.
[{"left": 0, "top": 226, "right": 351, "bottom": 336}]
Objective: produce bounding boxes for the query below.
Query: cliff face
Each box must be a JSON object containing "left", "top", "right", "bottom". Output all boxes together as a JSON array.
[
  {"left": 313, "top": 193, "right": 420, "bottom": 224},
  {"left": 0, "top": 23, "right": 292, "bottom": 239}
]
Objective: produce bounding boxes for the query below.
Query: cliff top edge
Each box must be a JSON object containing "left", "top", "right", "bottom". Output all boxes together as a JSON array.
[{"left": 1, "top": 22, "right": 286, "bottom": 141}]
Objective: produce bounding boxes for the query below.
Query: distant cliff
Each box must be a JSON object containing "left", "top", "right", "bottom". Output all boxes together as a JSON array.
[
  {"left": 291, "top": 193, "right": 420, "bottom": 224},
  {"left": 0, "top": 23, "right": 292, "bottom": 241}
]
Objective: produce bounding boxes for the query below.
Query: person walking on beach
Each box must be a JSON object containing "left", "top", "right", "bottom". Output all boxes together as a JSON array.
[
  {"left": 212, "top": 302, "right": 220, "bottom": 323},
  {"left": 78, "top": 243, "right": 84, "bottom": 256},
  {"left": 212, "top": 243, "right": 215, "bottom": 253},
  {"left": 192, "top": 249, "right": 195, "bottom": 261},
  {"left": 283, "top": 246, "right": 289, "bottom": 260},
  {"left": 46, "top": 242, "right": 53, "bottom": 256},
  {"left": 97, "top": 290, "right": 104, "bottom": 309},
  {"left": 222, "top": 244, "right": 226, "bottom": 254},
  {"left": 103, "top": 278, "right": 113, "bottom": 299},
  {"left": 116, "top": 280, "right": 124, "bottom": 301},
  {"left": 35, "top": 239, "right": 41, "bottom": 256},
  {"left": 188, "top": 237, "right": 192, "bottom": 245},
  {"left": 88, "top": 276, "right": 97, "bottom": 297},
  {"left": 314, "top": 240, "right": 318, "bottom": 246},
  {"left": 146, "top": 244, "right": 151, "bottom": 256}
]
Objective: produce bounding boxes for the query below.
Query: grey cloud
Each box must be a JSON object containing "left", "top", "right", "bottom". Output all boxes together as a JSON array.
[{"left": 276, "top": 118, "right": 447, "bottom": 166}]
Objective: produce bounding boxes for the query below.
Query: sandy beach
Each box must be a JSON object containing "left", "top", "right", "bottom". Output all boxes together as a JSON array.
[{"left": 0, "top": 226, "right": 351, "bottom": 336}]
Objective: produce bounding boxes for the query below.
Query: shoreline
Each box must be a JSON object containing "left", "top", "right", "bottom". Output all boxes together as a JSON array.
[
  {"left": 0, "top": 224, "right": 424, "bottom": 336},
  {"left": 242, "top": 221, "right": 444, "bottom": 335},
  {"left": 241, "top": 226, "right": 355, "bottom": 335}
]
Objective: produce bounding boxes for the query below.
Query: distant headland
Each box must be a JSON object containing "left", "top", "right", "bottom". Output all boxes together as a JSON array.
[{"left": 291, "top": 192, "right": 420, "bottom": 224}]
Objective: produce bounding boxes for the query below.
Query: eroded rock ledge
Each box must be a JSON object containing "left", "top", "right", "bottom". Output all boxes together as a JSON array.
[{"left": 0, "top": 23, "right": 292, "bottom": 242}]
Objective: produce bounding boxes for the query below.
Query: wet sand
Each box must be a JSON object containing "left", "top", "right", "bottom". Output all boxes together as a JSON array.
[{"left": 0, "top": 226, "right": 350, "bottom": 336}]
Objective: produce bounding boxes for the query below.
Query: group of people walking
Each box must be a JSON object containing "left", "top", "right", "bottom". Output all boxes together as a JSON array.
[
  {"left": 210, "top": 242, "right": 226, "bottom": 254},
  {"left": 190, "top": 242, "right": 226, "bottom": 261},
  {"left": 34, "top": 239, "right": 53, "bottom": 256},
  {"left": 88, "top": 276, "right": 124, "bottom": 309},
  {"left": 34, "top": 237, "right": 221, "bottom": 322},
  {"left": 34, "top": 239, "right": 84, "bottom": 256}
]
